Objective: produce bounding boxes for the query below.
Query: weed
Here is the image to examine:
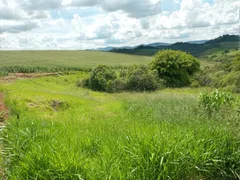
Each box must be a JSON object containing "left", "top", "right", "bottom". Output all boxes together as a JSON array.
[{"left": 198, "top": 89, "right": 234, "bottom": 117}]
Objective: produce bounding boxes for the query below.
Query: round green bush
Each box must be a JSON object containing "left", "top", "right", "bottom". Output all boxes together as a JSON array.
[
  {"left": 150, "top": 50, "right": 200, "bottom": 87},
  {"left": 87, "top": 65, "right": 117, "bottom": 91}
]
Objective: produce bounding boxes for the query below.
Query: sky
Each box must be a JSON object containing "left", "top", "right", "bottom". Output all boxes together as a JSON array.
[{"left": 0, "top": 0, "right": 239, "bottom": 50}]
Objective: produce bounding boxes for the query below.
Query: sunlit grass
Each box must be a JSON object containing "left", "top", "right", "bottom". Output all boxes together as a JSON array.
[
  {"left": 0, "top": 73, "right": 239, "bottom": 179},
  {"left": 0, "top": 51, "right": 151, "bottom": 68}
]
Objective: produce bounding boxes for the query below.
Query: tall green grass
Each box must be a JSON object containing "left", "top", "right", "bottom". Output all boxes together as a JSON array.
[{"left": 0, "top": 74, "right": 239, "bottom": 179}]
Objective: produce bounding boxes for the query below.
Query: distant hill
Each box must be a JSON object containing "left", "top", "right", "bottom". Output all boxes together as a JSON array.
[
  {"left": 94, "top": 43, "right": 171, "bottom": 51},
  {"left": 96, "top": 47, "right": 115, "bottom": 51},
  {"left": 186, "top": 40, "right": 207, "bottom": 44},
  {"left": 147, "top": 42, "right": 171, "bottom": 47},
  {"left": 96, "top": 46, "right": 136, "bottom": 51},
  {"left": 109, "top": 34, "right": 239, "bottom": 57},
  {"left": 205, "top": 34, "right": 239, "bottom": 44}
]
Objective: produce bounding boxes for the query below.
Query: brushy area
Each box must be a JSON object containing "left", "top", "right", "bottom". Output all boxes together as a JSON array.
[
  {"left": 0, "top": 73, "right": 239, "bottom": 179},
  {"left": 195, "top": 50, "right": 240, "bottom": 92}
]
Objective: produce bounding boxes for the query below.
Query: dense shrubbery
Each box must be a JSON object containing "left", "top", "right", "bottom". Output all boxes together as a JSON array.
[
  {"left": 150, "top": 50, "right": 200, "bottom": 87},
  {"left": 196, "top": 53, "right": 240, "bottom": 93},
  {"left": 125, "top": 65, "right": 160, "bottom": 91},
  {"left": 79, "top": 50, "right": 201, "bottom": 92},
  {"left": 191, "top": 68, "right": 212, "bottom": 87},
  {"left": 79, "top": 65, "right": 163, "bottom": 92},
  {"left": 84, "top": 65, "right": 117, "bottom": 91},
  {"left": 77, "top": 51, "right": 239, "bottom": 93}
]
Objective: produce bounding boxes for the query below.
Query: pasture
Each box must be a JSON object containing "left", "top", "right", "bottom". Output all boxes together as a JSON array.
[{"left": 0, "top": 72, "right": 239, "bottom": 179}]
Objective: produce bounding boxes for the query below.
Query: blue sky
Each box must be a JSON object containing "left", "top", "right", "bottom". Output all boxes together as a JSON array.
[{"left": 0, "top": 0, "right": 239, "bottom": 50}]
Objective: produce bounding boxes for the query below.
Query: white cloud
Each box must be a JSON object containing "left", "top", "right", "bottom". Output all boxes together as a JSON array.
[
  {"left": 0, "top": 0, "right": 52, "bottom": 21},
  {"left": 0, "top": 0, "right": 239, "bottom": 49},
  {"left": 0, "top": 0, "right": 28, "bottom": 19},
  {"left": 0, "top": 20, "right": 39, "bottom": 33},
  {"left": 27, "top": 11, "right": 51, "bottom": 19},
  {"left": 70, "top": 0, "right": 162, "bottom": 18},
  {"left": 20, "top": 0, "right": 63, "bottom": 10}
]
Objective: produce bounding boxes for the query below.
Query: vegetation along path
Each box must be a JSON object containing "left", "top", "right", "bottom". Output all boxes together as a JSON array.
[{"left": 0, "top": 93, "right": 8, "bottom": 123}]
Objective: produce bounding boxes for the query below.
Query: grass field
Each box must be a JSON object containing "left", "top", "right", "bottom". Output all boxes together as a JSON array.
[
  {"left": 0, "top": 50, "right": 222, "bottom": 77},
  {"left": 0, "top": 73, "right": 239, "bottom": 179},
  {"left": 0, "top": 51, "right": 151, "bottom": 68}
]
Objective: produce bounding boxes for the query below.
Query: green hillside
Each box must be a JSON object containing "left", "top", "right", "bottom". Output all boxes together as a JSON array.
[
  {"left": 0, "top": 50, "right": 151, "bottom": 68},
  {"left": 110, "top": 35, "right": 239, "bottom": 57}
]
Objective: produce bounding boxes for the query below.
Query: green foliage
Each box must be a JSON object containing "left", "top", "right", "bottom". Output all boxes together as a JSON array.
[
  {"left": 223, "top": 49, "right": 230, "bottom": 54},
  {"left": 150, "top": 50, "right": 200, "bottom": 87},
  {"left": 0, "top": 65, "right": 91, "bottom": 75},
  {"left": 198, "top": 90, "right": 234, "bottom": 117},
  {"left": 209, "top": 53, "right": 240, "bottom": 92},
  {"left": 232, "top": 53, "right": 240, "bottom": 71},
  {"left": 87, "top": 65, "right": 117, "bottom": 91},
  {"left": 196, "top": 52, "right": 240, "bottom": 93},
  {"left": 125, "top": 65, "right": 160, "bottom": 91},
  {"left": 191, "top": 68, "right": 212, "bottom": 87},
  {"left": 0, "top": 71, "right": 8, "bottom": 77},
  {"left": 81, "top": 65, "right": 163, "bottom": 92},
  {"left": 106, "top": 78, "right": 126, "bottom": 93}
]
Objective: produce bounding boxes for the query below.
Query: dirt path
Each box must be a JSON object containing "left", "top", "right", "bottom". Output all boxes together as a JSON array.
[
  {"left": 0, "top": 93, "right": 8, "bottom": 179},
  {"left": 0, "top": 93, "right": 9, "bottom": 124},
  {"left": 0, "top": 72, "right": 61, "bottom": 83}
]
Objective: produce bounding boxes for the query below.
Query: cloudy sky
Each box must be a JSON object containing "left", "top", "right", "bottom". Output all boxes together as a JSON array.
[{"left": 0, "top": 0, "right": 239, "bottom": 50}]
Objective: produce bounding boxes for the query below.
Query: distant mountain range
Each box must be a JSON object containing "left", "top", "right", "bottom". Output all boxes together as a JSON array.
[
  {"left": 95, "top": 34, "right": 239, "bottom": 57},
  {"left": 186, "top": 40, "right": 208, "bottom": 44},
  {"left": 96, "top": 46, "right": 135, "bottom": 51},
  {"left": 95, "top": 43, "right": 171, "bottom": 52}
]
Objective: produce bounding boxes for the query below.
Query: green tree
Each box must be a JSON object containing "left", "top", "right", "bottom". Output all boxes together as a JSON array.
[{"left": 150, "top": 50, "right": 200, "bottom": 87}]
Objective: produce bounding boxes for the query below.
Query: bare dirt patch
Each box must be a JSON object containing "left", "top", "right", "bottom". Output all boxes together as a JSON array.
[
  {"left": 0, "top": 93, "right": 8, "bottom": 124},
  {"left": 0, "top": 93, "right": 8, "bottom": 179},
  {"left": 0, "top": 72, "right": 61, "bottom": 83}
]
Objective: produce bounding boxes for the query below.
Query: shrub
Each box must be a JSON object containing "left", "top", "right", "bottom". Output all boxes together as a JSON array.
[
  {"left": 106, "top": 78, "right": 126, "bottom": 93},
  {"left": 223, "top": 49, "right": 230, "bottom": 54},
  {"left": 87, "top": 65, "right": 117, "bottom": 91},
  {"left": 126, "top": 65, "right": 160, "bottom": 91},
  {"left": 150, "top": 50, "right": 200, "bottom": 87},
  {"left": 198, "top": 90, "right": 234, "bottom": 117},
  {"left": 191, "top": 70, "right": 212, "bottom": 87},
  {"left": 78, "top": 65, "right": 163, "bottom": 92},
  {"left": 209, "top": 53, "right": 240, "bottom": 92},
  {"left": 232, "top": 53, "right": 240, "bottom": 71}
]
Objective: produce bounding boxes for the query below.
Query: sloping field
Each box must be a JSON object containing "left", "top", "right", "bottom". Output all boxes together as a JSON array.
[
  {"left": 0, "top": 51, "right": 151, "bottom": 68},
  {"left": 0, "top": 73, "right": 239, "bottom": 179}
]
